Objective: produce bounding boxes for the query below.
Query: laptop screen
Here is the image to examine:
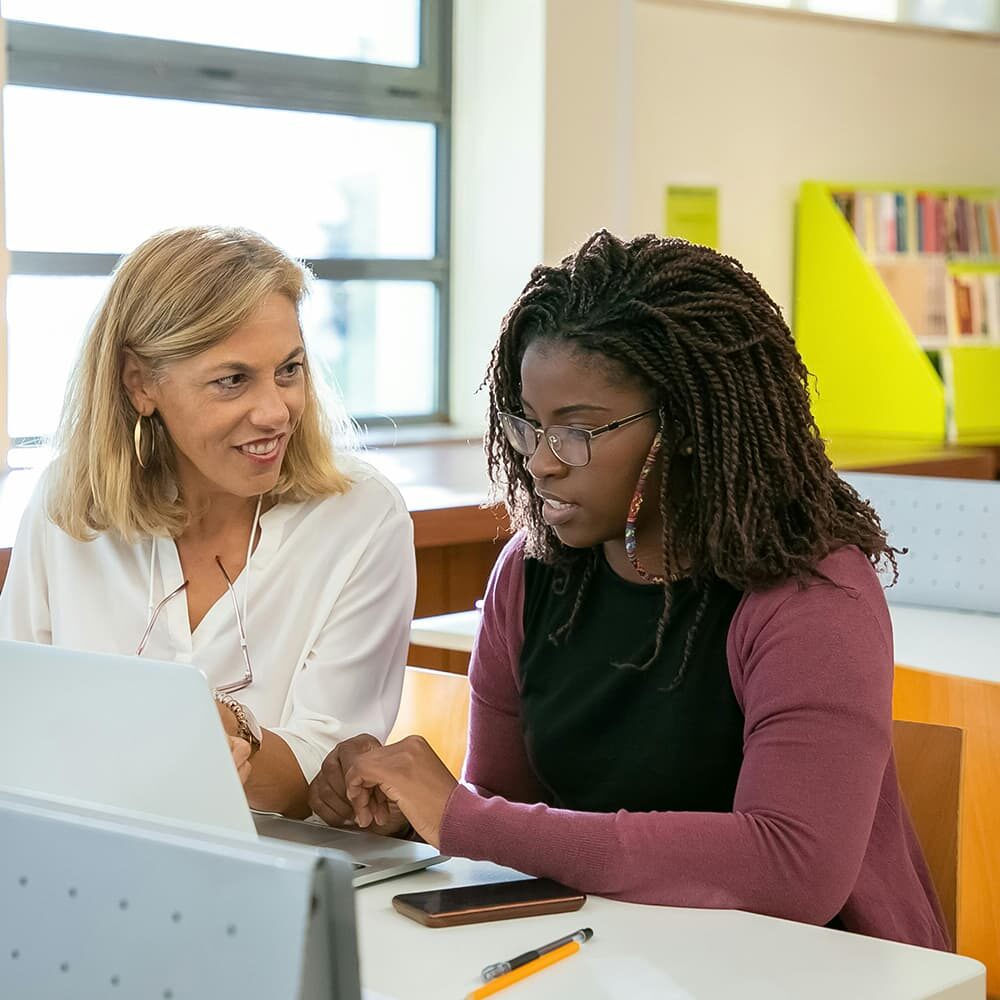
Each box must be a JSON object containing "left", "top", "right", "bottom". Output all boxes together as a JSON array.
[{"left": 0, "top": 639, "right": 257, "bottom": 836}]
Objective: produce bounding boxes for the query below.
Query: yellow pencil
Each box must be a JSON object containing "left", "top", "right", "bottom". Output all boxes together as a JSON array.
[{"left": 465, "top": 941, "right": 581, "bottom": 999}]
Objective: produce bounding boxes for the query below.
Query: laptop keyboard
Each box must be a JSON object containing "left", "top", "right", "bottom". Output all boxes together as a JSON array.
[{"left": 252, "top": 813, "right": 370, "bottom": 869}]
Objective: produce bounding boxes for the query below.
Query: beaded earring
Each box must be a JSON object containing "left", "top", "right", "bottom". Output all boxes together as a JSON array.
[
  {"left": 624, "top": 431, "right": 665, "bottom": 584},
  {"left": 624, "top": 418, "right": 695, "bottom": 583}
]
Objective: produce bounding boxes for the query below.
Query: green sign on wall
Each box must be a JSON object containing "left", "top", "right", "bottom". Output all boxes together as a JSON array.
[{"left": 665, "top": 185, "right": 719, "bottom": 249}]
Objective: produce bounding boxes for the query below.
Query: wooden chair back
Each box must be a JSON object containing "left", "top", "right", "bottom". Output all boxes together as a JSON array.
[
  {"left": 388, "top": 666, "right": 471, "bottom": 778},
  {"left": 892, "top": 718, "right": 964, "bottom": 951}
]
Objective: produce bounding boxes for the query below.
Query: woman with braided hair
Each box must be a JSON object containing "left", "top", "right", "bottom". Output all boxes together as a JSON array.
[{"left": 311, "top": 230, "right": 948, "bottom": 948}]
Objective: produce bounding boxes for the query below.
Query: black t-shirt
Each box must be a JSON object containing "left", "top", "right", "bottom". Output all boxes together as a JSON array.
[{"left": 520, "top": 550, "right": 745, "bottom": 814}]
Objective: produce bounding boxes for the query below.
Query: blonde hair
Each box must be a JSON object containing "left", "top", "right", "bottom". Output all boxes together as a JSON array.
[{"left": 49, "top": 226, "right": 353, "bottom": 541}]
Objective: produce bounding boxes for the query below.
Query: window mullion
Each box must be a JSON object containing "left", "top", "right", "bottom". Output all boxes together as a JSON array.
[
  {"left": 7, "top": 21, "right": 446, "bottom": 120},
  {"left": 11, "top": 253, "right": 449, "bottom": 284}
]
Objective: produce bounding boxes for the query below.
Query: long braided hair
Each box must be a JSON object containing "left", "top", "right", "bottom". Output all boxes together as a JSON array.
[{"left": 484, "top": 231, "right": 898, "bottom": 683}]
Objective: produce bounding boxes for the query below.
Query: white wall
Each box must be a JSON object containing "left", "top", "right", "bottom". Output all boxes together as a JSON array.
[
  {"left": 631, "top": 0, "right": 1000, "bottom": 313},
  {"left": 448, "top": 0, "right": 546, "bottom": 428},
  {"left": 448, "top": 0, "right": 638, "bottom": 427}
]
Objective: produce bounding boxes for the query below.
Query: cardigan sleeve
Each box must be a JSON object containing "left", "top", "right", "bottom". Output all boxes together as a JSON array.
[
  {"left": 439, "top": 554, "right": 893, "bottom": 927},
  {"left": 460, "top": 533, "right": 549, "bottom": 805}
]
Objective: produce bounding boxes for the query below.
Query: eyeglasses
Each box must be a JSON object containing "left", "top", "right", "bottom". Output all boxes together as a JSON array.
[
  {"left": 135, "top": 556, "right": 254, "bottom": 694},
  {"left": 499, "top": 409, "right": 657, "bottom": 468}
]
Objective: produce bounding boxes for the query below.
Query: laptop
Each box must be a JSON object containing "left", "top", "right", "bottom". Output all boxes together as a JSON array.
[{"left": 0, "top": 638, "right": 445, "bottom": 887}]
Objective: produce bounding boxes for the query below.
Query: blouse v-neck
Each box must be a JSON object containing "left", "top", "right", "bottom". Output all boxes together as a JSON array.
[{"left": 154, "top": 501, "right": 291, "bottom": 649}]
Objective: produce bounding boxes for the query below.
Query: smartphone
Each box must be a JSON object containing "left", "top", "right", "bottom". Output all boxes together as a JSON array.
[{"left": 392, "top": 877, "right": 586, "bottom": 928}]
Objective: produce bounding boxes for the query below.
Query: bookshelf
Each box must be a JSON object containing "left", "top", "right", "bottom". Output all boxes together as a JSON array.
[{"left": 794, "top": 181, "right": 1000, "bottom": 444}]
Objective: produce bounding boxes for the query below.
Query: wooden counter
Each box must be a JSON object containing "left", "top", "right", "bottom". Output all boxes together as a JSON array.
[
  {"left": 0, "top": 437, "right": 993, "bottom": 552},
  {"left": 0, "top": 437, "right": 996, "bottom": 673},
  {"left": 894, "top": 664, "right": 1000, "bottom": 997},
  {"left": 360, "top": 444, "right": 507, "bottom": 672},
  {"left": 362, "top": 443, "right": 508, "bottom": 550},
  {"left": 827, "top": 437, "right": 998, "bottom": 481}
]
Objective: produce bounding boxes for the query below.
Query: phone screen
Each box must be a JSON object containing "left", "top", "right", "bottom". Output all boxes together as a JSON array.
[
  {"left": 392, "top": 877, "right": 586, "bottom": 927},
  {"left": 399, "top": 878, "right": 579, "bottom": 914}
]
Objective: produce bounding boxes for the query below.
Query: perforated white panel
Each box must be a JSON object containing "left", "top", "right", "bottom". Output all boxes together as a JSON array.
[
  {"left": 0, "top": 792, "right": 360, "bottom": 1000},
  {"left": 843, "top": 473, "right": 1000, "bottom": 612}
]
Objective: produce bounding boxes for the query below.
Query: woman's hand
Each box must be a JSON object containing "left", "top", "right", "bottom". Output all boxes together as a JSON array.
[
  {"left": 309, "top": 734, "right": 410, "bottom": 837},
  {"left": 344, "top": 736, "right": 457, "bottom": 849},
  {"left": 229, "top": 736, "right": 252, "bottom": 785}
]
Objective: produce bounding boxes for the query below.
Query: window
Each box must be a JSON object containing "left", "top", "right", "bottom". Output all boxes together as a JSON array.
[
  {"left": 806, "top": 0, "right": 896, "bottom": 20},
  {"left": 906, "top": 0, "right": 1000, "bottom": 31},
  {"left": 1, "top": 0, "right": 452, "bottom": 463},
  {"left": 2, "top": 0, "right": 422, "bottom": 65},
  {"left": 712, "top": 0, "right": 1000, "bottom": 32}
]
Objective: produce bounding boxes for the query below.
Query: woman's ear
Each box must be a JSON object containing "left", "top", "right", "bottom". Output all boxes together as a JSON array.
[
  {"left": 663, "top": 411, "right": 694, "bottom": 456},
  {"left": 121, "top": 349, "right": 156, "bottom": 416}
]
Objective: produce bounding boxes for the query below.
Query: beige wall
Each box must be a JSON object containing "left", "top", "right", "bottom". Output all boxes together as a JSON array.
[
  {"left": 631, "top": 0, "right": 1000, "bottom": 313},
  {"left": 451, "top": 0, "right": 1000, "bottom": 422},
  {"left": 543, "top": 0, "right": 635, "bottom": 263}
]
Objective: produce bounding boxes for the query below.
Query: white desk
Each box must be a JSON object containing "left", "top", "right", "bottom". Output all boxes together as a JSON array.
[
  {"left": 889, "top": 603, "right": 1000, "bottom": 683},
  {"left": 357, "top": 859, "right": 985, "bottom": 999},
  {"left": 410, "top": 610, "right": 479, "bottom": 653}
]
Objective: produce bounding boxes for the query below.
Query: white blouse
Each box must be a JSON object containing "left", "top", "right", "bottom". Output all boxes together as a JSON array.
[{"left": 0, "top": 456, "right": 417, "bottom": 781}]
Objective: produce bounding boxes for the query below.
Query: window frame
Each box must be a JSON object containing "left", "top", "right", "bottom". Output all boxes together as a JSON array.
[{"left": 2, "top": 0, "right": 453, "bottom": 451}]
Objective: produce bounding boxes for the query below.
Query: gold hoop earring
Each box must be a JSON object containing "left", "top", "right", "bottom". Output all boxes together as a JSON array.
[{"left": 134, "top": 414, "right": 154, "bottom": 469}]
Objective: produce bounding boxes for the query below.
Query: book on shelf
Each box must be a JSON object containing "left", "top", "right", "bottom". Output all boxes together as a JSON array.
[
  {"left": 796, "top": 180, "right": 1000, "bottom": 445},
  {"left": 831, "top": 186, "right": 1000, "bottom": 347},
  {"left": 946, "top": 271, "right": 1000, "bottom": 342},
  {"left": 831, "top": 188, "right": 1000, "bottom": 258},
  {"left": 873, "top": 256, "right": 947, "bottom": 340}
]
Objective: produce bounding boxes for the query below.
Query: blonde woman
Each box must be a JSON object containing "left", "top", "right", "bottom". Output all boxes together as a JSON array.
[{"left": 0, "top": 226, "right": 416, "bottom": 818}]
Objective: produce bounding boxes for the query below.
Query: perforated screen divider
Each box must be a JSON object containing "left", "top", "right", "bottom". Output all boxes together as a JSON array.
[
  {"left": 0, "top": 791, "right": 361, "bottom": 1000},
  {"left": 843, "top": 473, "right": 1000, "bottom": 613}
]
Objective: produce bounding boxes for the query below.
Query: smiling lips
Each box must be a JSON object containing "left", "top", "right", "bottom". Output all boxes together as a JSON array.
[
  {"left": 537, "top": 491, "right": 579, "bottom": 526},
  {"left": 237, "top": 435, "right": 284, "bottom": 464}
]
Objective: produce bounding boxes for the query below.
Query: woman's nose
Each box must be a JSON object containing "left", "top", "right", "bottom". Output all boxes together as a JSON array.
[
  {"left": 526, "top": 432, "right": 568, "bottom": 480},
  {"left": 250, "top": 382, "right": 291, "bottom": 429}
]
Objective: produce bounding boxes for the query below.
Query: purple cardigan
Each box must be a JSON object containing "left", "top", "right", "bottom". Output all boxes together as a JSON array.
[{"left": 439, "top": 534, "right": 949, "bottom": 950}]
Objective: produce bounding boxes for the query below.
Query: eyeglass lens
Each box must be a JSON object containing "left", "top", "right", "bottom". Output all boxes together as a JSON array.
[{"left": 501, "top": 414, "right": 591, "bottom": 467}]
